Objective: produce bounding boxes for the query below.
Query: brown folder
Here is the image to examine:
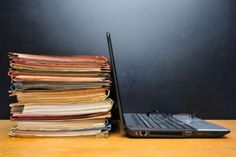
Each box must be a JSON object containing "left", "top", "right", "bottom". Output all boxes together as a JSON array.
[{"left": 9, "top": 52, "right": 109, "bottom": 64}]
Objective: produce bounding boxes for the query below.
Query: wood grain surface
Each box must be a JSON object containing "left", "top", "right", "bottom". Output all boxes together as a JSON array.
[{"left": 0, "top": 120, "right": 235, "bottom": 157}]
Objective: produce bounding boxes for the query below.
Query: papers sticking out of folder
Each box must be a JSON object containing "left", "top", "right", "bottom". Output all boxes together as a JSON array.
[{"left": 8, "top": 52, "right": 113, "bottom": 137}]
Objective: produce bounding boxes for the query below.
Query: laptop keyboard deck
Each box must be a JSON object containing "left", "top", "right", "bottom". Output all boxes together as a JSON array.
[{"left": 133, "top": 113, "right": 193, "bottom": 130}]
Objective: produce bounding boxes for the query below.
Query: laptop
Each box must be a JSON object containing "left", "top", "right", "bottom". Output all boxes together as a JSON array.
[{"left": 106, "top": 32, "right": 230, "bottom": 138}]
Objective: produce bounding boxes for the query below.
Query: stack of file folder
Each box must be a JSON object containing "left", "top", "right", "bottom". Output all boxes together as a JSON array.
[{"left": 8, "top": 52, "right": 113, "bottom": 137}]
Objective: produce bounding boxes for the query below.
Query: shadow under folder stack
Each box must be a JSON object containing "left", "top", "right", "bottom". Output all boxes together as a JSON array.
[{"left": 8, "top": 52, "right": 113, "bottom": 137}]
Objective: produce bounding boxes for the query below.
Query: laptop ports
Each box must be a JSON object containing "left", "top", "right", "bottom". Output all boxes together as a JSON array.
[
  {"left": 184, "top": 131, "right": 192, "bottom": 136},
  {"left": 139, "top": 131, "right": 148, "bottom": 136}
]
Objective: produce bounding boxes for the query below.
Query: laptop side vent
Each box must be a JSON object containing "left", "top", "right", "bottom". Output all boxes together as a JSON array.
[{"left": 149, "top": 131, "right": 182, "bottom": 136}]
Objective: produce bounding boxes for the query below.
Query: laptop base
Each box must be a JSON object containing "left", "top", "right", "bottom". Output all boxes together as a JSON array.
[{"left": 124, "top": 113, "right": 230, "bottom": 138}]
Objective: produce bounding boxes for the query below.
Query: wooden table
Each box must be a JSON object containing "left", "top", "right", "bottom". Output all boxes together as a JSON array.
[{"left": 0, "top": 120, "right": 235, "bottom": 157}]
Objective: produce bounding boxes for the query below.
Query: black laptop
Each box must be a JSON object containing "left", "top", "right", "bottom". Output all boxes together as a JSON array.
[{"left": 106, "top": 32, "right": 230, "bottom": 138}]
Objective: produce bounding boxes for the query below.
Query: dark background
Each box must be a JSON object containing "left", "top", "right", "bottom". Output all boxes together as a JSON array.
[{"left": 0, "top": 0, "right": 236, "bottom": 119}]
